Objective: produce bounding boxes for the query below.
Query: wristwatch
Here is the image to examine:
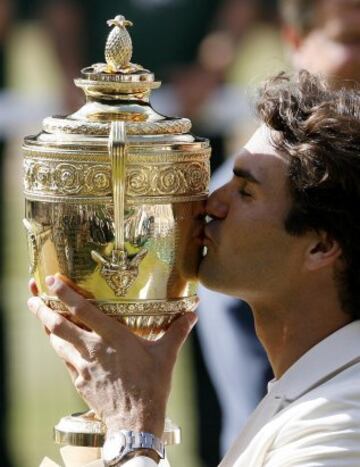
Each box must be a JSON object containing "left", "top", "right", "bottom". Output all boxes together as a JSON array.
[{"left": 102, "top": 430, "right": 165, "bottom": 466}]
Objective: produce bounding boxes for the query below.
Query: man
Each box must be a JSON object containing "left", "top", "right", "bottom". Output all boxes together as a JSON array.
[
  {"left": 196, "top": 0, "right": 360, "bottom": 454},
  {"left": 28, "top": 69, "right": 360, "bottom": 466}
]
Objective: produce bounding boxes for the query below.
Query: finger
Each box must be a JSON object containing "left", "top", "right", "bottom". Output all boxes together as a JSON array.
[
  {"left": 50, "top": 335, "right": 91, "bottom": 389},
  {"left": 28, "top": 278, "right": 39, "bottom": 296},
  {"left": 45, "top": 275, "right": 127, "bottom": 338},
  {"left": 28, "top": 296, "right": 90, "bottom": 354},
  {"left": 65, "top": 362, "right": 79, "bottom": 384},
  {"left": 49, "top": 334, "right": 85, "bottom": 372},
  {"left": 55, "top": 273, "right": 95, "bottom": 299},
  {"left": 157, "top": 312, "right": 197, "bottom": 362}
]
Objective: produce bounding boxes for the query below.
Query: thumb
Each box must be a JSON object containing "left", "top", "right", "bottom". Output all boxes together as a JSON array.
[{"left": 158, "top": 312, "right": 198, "bottom": 360}]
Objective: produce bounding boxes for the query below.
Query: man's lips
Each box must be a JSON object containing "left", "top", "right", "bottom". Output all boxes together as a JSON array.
[
  {"left": 191, "top": 218, "right": 206, "bottom": 244},
  {"left": 194, "top": 232, "right": 205, "bottom": 245},
  {"left": 203, "top": 224, "right": 214, "bottom": 245}
]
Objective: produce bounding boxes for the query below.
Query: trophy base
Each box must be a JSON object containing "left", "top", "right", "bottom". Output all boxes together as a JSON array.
[{"left": 54, "top": 410, "right": 181, "bottom": 447}]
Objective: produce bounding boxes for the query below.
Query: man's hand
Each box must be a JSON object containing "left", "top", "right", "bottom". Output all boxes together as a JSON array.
[{"left": 27, "top": 276, "right": 197, "bottom": 438}]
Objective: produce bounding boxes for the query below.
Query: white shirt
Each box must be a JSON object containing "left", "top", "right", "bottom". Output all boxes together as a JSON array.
[{"left": 121, "top": 320, "right": 360, "bottom": 467}]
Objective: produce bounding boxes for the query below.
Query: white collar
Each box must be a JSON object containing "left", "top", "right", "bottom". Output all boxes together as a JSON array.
[{"left": 268, "top": 320, "right": 360, "bottom": 401}]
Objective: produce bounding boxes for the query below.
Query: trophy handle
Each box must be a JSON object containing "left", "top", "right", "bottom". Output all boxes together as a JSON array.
[
  {"left": 91, "top": 121, "right": 148, "bottom": 296},
  {"left": 108, "top": 120, "right": 127, "bottom": 265}
]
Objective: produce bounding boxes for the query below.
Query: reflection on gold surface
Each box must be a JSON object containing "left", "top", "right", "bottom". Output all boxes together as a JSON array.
[
  {"left": 25, "top": 201, "right": 202, "bottom": 297},
  {"left": 25, "top": 200, "right": 204, "bottom": 337}
]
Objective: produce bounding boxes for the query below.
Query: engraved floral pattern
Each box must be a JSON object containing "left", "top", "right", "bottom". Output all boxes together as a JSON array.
[
  {"left": 53, "top": 164, "right": 82, "bottom": 194},
  {"left": 156, "top": 166, "right": 184, "bottom": 194},
  {"left": 127, "top": 167, "right": 151, "bottom": 195},
  {"left": 46, "top": 296, "right": 198, "bottom": 339},
  {"left": 186, "top": 161, "right": 210, "bottom": 191},
  {"left": 31, "top": 164, "right": 51, "bottom": 190},
  {"left": 47, "top": 296, "right": 198, "bottom": 316},
  {"left": 126, "top": 162, "right": 209, "bottom": 198},
  {"left": 85, "top": 165, "right": 112, "bottom": 192},
  {"left": 24, "top": 156, "right": 209, "bottom": 199},
  {"left": 24, "top": 161, "right": 112, "bottom": 196}
]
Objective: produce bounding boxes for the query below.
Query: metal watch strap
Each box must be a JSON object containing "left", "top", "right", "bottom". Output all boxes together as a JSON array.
[
  {"left": 128, "top": 431, "right": 165, "bottom": 458},
  {"left": 103, "top": 430, "right": 165, "bottom": 466}
]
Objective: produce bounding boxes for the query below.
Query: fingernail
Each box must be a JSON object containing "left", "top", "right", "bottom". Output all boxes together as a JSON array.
[
  {"left": 45, "top": 275, "right": 55, "bottom": 287},
  {"left": 27, "top": 297, "right": 39, "bottom": 312}
]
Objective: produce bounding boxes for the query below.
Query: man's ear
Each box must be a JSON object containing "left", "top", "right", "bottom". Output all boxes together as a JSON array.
[{"left": 305, "top": 231, "right": 342, "bottom": 271}]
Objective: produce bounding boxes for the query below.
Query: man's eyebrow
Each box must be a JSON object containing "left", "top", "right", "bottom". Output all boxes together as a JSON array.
[{"left": 233, "top": 167, "right": 260, "bottom": 184}]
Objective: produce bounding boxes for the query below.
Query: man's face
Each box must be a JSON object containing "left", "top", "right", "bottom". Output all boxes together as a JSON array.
[
  {"left": 291, "top": 0, "right": 360, "bottom": 81},
  {"left": 199, "top": 127, "right": 310, "bottom": 301}
]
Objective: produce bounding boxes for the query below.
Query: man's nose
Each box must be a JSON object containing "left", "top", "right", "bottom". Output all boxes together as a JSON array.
[{"left": 205, "top": 185, "right": 229, "bottom": 219}]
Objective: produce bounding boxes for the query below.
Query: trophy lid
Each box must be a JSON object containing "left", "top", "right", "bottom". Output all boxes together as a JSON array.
[{"left": 25, "top": 15, "right": 204, "bottom": 150}]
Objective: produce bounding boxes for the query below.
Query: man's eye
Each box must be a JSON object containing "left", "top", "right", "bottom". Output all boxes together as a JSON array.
[{"left": 238, "top": 188, "right": 252, "bottom": 197}]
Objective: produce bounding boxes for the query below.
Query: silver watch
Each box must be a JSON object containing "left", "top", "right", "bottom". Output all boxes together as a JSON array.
[{"left": 102, "top": 430, "right": 165, "bottom": 466}]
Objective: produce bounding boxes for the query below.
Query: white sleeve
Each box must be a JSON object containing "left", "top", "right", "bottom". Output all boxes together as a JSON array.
[
  {"left": 263, "top": 415, "right": 360, "bottom": 466},
  {"left": 122, "top": 456, "right": 170, "bottom": 467}
]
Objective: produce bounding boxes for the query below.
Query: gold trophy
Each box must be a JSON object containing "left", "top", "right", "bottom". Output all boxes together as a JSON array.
[{"left": 23, "top": 15, "right": 211, "bottom": 465}]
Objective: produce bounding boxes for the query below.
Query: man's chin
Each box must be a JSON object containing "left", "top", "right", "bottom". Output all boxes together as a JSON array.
[
  {"left": 197, "top": 258, "right": 222, "bottom": 292},
  {"left": 197, "top": 257, "right": 245, "bottom": 298}
]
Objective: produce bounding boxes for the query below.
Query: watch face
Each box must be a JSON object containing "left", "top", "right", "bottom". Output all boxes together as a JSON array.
[{"left": 103, "top": 431, "right": 127, "bottom": 464}]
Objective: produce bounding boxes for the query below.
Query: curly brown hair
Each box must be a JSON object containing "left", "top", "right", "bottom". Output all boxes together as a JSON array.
[{"left": 257, "top": 70, "right": 360, "bottom": 319}]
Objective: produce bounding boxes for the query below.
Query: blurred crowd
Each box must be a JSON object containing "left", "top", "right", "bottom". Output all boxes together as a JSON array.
[{"left": 0, "top": 1, "right": 359, "bottom": 466}]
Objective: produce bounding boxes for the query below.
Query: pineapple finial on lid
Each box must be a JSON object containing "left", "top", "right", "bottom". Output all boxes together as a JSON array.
[{"left": 105, "top": 15, "right": 134, "bottom": 72}]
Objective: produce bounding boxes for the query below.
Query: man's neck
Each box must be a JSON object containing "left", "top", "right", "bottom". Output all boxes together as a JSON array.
[{"left": 251, "top": 289, "right": 352, "bottom": 379}]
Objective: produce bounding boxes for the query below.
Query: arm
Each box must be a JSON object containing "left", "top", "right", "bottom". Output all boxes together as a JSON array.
[
  {"left": 263, "top": 404, "right": 360, "bottom": 467},
  {"left": 27, "top": 276, "right": 196, "bottom": 464},
  {"left": 264, "top": 434, "right": 360, "bottom": 467}
]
